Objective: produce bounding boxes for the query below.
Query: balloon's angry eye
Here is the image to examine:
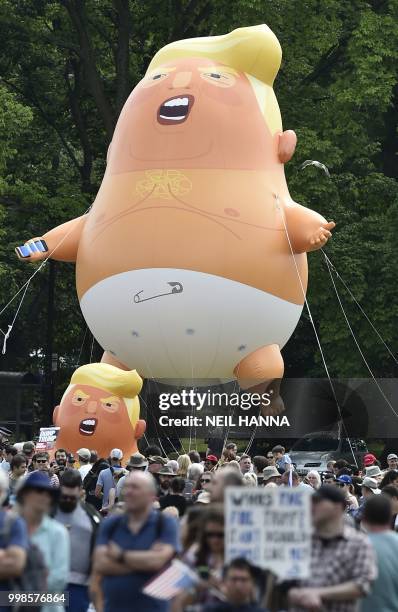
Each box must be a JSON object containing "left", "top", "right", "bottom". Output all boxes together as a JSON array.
[
  {"left": 200, "top": 71, "right": 236, "bottom": 88},
  {"left": 141, "top": 73, "right": 170, "bottom": 88}
]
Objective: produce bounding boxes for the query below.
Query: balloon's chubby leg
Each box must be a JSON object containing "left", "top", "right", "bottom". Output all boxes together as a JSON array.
[
  {"left": 234, "top": 344, "right": 284, "bottom": 416},
  {"left": 15, "top": 215, "right": 86, "bottom": 263}
]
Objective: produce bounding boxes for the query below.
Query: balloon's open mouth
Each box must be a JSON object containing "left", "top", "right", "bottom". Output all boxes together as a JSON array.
[
  {"left": 79, "top": 418, "right": 97, "bottom": 436},
  {"left": 157, "top": 95, "right": 194, "bottom": 125}
]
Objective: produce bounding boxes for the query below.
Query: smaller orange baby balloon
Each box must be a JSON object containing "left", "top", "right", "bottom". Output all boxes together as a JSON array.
[{"left": 53, "top": 363, "right": 146, "bottom": 462}]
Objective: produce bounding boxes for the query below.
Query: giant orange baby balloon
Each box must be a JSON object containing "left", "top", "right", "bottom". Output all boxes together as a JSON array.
[
  {"left": 53, "top": 363, "right": 146, "bottom": 459},
  {"left": 17, "top": 25, "right": 335, "bottom": 400}
]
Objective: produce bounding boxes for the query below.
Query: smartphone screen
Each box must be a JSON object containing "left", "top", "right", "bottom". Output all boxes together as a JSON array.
[
  {"left": 35, "top": 239, "right": 48, "bottom": 252},
  {"left": 15, "top": 245, "right": 32, "bottom": 258}
]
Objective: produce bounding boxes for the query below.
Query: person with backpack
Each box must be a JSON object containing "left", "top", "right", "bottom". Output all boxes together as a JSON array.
[
  {"left": 0, "top": 470, "right": 28, "bottom": 612},
  {"left": 95, "top": 449, "right": 124, "bottom": 511},
  {"left": 17, "top": 472, "right": 70, "bottom": 612},
  {"left": 83, "top": 458, "right": 109, "bottom": 511},
  {"left": 93, "top": 471, "right": 180, "bottom": 612},
  {"left": 55, "top": 469, "right": 101, "bottom": 612}
]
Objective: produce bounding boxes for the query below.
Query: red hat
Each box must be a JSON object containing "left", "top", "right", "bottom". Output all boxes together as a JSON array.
[
  {"left": 206, "top": 455, "right": 218, "bottom": 463},
  {"left": 363, "top": 453, "right": 377, "bottom": 467}
]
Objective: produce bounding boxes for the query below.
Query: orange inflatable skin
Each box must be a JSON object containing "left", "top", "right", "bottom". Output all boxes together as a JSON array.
[{"left": 17, "top": 26, "right": 335, "bottom": 394}]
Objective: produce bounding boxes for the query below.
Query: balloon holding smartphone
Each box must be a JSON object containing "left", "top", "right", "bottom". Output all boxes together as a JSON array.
[{"left": 15, "top": 239, "right": 48, "bottom": 259}]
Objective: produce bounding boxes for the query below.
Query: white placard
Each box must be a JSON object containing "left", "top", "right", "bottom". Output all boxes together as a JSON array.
[
  {"left": 225, "top": 487, "right": 312, "bottom": 580},
  {"left": 36, "top": 426, "right": 60, "bottom": 451}
]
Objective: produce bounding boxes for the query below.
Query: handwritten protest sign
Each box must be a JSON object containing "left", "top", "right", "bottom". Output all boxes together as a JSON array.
[
  {"left": 36, "top": 426, "right": 60, "bottom": 452},
  {"left": 225, "top": 487, "right": 312, "bottom": 580}
]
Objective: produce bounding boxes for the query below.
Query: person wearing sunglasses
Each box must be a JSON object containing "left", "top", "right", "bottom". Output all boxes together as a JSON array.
[
  {"left": 54, "top": 469, "right": 101, "bottom": 612},
  {"left": 179, "top": 507, "right": 225, "bottom": 609},
  {"left": 32, "top": 451, "right": 59, "bottom": 488},
  {"left": 193, "top": 471, "right": 213, "bottom": 503}
]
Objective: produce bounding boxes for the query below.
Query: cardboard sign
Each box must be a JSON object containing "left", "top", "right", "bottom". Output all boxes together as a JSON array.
[
  {"left": 225, "top": 487, "right": 312, "bottom": 579},
  {"left": 36, "top": 426, "right": 60, "bottom": 452}
]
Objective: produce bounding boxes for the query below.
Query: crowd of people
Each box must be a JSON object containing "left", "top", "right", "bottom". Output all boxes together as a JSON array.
[{"left": 0, "top": 440, "right": 398, "bottom": 612}]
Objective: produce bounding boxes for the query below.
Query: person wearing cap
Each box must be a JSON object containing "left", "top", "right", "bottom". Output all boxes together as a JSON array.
[
  {"left": 93, "top": 471, "right": 180, "bottom": 612},
  {"left": 127, "top": 454, "right": 148, "bottom": 471},
  {"left": 363, "top": 453, "right": 377, "bottom": 470},
  {"left": 157, "top": 464, "right": 177, "bottom": 497},
  {"left": 386, "top": 453, "right": 398, "bottom": 471},
  {"left": 360, "top": 495, "right": 398, "bottom": 612},
  {"left": 0, "top": 470, "right": 28, "bottom": 602},
  {"left": 147, "top": 456, "right": 168, "bottom": 475},
  {"left": 95, "top": 448, "right": 124, "bottom": 510},
  {"left": 17, "top": 472, "right": 70, "bottom": 612},
  {"left": 262, "top": 465, "right": 281, "bottom": 487},
  {"left": 287, "top": 484, "right": 377, "bottom": 612},
  {"left": 116, "top": 454, "right": 148, "bottom": 501},
  {"left": 336, "top": 475, "right": 359, "bottom": 513},
  {"left": 204, "top": 455, "right": 218, "bottom": 472},
  {"left": 352, "top": 477, "right": 381, "bottom": 525},
  {"left": 362, "top": 477, "right": 381, "bottom": 498},
  {"left": 77, "top": 448, "right": 92, "bottom": 481}
]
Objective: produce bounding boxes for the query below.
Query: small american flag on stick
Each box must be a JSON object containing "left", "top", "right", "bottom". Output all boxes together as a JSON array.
[{"left": 143, "top": 560, "right": 199, "bottom": 600}]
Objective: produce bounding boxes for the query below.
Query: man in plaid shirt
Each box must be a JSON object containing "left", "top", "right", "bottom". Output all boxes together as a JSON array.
[{"left": 288, "top": 485, "right": 377, "bottom": 612}]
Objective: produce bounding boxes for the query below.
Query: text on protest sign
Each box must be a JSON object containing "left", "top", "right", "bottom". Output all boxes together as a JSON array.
[
  {"left": 36, "top": 427, "right": 60, "bottom": 451},
  {"left": 225, "top": 487, "right": 312, "bottom": 580}
]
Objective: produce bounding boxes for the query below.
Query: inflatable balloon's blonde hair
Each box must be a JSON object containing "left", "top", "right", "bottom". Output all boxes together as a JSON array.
[
  {"left": 147, "top": 24, "right": 283, "bottom": 135},
  {"left": 62, "top": 363, "right": 142, "bottom": 426}
]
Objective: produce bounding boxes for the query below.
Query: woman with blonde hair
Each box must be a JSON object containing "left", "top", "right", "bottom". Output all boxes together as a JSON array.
[
  {"left": 306, "top": 470, "right": 321, "bottom": 490},
  {"left": 177, "top": 454, "right": 192, "bottom": 478}
]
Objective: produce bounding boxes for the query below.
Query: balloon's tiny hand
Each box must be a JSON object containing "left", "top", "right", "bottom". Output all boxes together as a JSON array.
[
  {"left": 308, "top": 221, "right": 335, "bottom": 250},
  {"left": 15, "top": 238, "right": 49, "bottom": 262}
]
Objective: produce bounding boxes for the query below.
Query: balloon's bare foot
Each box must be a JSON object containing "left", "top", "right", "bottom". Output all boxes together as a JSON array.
[{"left": 261, "top": 379, "right": 285, "bottom": 417}]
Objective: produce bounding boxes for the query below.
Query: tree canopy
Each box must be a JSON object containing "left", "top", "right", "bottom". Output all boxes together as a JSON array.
[{"left": 0, "top": 0, "right": 397, "bottom": 398}]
